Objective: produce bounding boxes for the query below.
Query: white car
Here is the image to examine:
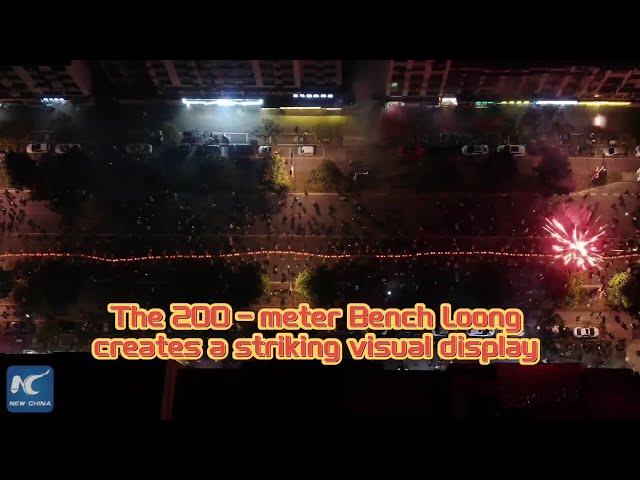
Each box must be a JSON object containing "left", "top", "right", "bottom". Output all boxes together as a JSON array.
[
  {"left": 26, "top": 143, "right": 49, "bottom": 154},
  {"left": 497, "top": 144, "right": 526, "bottom": 157},
  {"left": 634, "top": 146, "right": 640, "bottom": 157},
  {"left": 125, "top": 143, "right": 153, "bottom": 155},
  {"left": 258, "top": 145, "right": 272, "bottom": 156},
  {"left": 573, "top": 326, "right": 599, "bottom": 339},
  {"left": 603, "top": 146, "right": 627, "bottom": 157},
  {"left": 298, "top": 145, "right": 315, "bottom": 155},
  {"left": 462, "top": 145, "right": 489, "bottom": 156},
  {"left": 468, "top": 329, "right": 496, "bottom": 337},
  {"left": 54, "top": 143, "right": 81, "bottom": 154}
]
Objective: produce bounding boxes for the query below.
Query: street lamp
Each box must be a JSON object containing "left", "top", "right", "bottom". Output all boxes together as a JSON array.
[{"left": 593, "top": 114, "right": 606, "bottom": 128}]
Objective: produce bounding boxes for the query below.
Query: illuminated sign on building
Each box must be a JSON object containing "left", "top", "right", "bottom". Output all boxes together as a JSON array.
[
  {"left": 292, "top": 93, "right": 334, "bottom": 99},
  {"left": 181, "top": 98, "right": 264, "bottom": 106},
  {"left": 578, "top": 101, "right": 632, "bottom": 107}
]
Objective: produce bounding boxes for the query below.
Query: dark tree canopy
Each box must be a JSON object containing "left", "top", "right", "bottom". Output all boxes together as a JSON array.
[{"left": 4, "top": 152, "right": 38, "bottom": 188}]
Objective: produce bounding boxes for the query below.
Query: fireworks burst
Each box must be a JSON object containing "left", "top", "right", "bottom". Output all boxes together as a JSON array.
[{"left": 544, "top": 217, "right": 606, "bottom": 270}]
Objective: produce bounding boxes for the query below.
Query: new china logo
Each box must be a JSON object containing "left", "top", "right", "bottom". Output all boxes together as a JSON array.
[{"left": 6, "top": 366, "right": 54, "bottom": 413}]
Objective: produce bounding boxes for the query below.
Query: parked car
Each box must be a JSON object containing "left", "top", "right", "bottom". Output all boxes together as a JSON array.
[
  {"left": 497, "top": 144, "right": 526, "bottom": 157},
  {"left": 125, "top": 144, "right": 152, "bottom": 155},
  {"left": 177, "top": 143, "right": 192, "bottom": 154},
  {"left": 180, "top": 131, "right": 204, "bottom": 144},
  {"left": 461, "top": 145, "right": 489, "bottom": 156},
  {"left": 228, "top": 144, "right": 256, "bottom": 158},
  {"left": 196, "top": 144, "right": 220, "bottom": 158},
  {"left": 573, "top": 326, "right": 599, "bottom": 339},
  {"left": 635, "top": 146, "right": 640, "bottom": 157},
  {"left": 637, "top": 167, "right": 640, "bottom": 182},
  {"left": 603, "top": 146, "right": 627, "bottom": 157},
  {"left": 298, "top": 145, "right": 316, "bottom": 155},
  {"left": 468, "top": 329, "right": 496, "bottom": 337},
  {"left": 54, "top": 143, "right": 81, "bottom": 154},
  {"left": 26, "top": 143, "right": 49, "bottom": 154},
  {"left": 258, "top": 145, "right": 272, "bottom": 156}
]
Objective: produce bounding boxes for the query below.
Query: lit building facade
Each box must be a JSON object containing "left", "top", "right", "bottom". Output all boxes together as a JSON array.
[
  {"left": 0, "top": 60, "right": 91, "bottom": 102},
  {"left": 386, "top": 60, "right": 640, "bottom": 103},
  {"left": 96, "top": 60, "right": 342, "bottom": 102}
]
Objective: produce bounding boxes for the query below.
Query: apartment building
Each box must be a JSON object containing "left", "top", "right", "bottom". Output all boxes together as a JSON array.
[
  {"left": 96, "top": 60, "right": 342, "bottom": 99},
  {"left": 386, "top": 60, "right": 640, "bottom": 102},
  {"left": 0, "top": 60, "right": 91, "bottom": 102}
]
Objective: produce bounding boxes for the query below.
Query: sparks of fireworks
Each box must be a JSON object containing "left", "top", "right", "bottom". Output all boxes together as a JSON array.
[{"left": 543, "top": 217, "right": 606, "bottom": 270}]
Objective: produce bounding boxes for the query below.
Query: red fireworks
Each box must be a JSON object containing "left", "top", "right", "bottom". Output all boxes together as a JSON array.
[{"left": 544, "top": 217, "right": 606, "bottom": 270}]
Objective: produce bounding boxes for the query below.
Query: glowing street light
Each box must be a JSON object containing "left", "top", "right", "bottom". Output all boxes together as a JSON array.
[
  {"left": 593, "top": 114, "right": 607, "bottom": 128},
  {"left": 535, "top": 100, "right": 578, "bottom": 106},
  {"left": 181, "top": 98, "right": 264, "bottom": 107}
]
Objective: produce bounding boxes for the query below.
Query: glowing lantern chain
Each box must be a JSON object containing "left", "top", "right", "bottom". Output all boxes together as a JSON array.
[{"left": 0, "top": 249, "right": 635, "bottom": 264}]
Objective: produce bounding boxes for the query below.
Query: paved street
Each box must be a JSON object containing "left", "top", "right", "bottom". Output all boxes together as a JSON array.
[
  {"left": 0, "top": 182, "right": 638, "bottom": 260},
  {"left": 2, "top": 109, "right": 640, "bottom": 363}
]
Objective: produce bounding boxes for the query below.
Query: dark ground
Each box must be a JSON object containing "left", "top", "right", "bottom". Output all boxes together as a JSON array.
[{"left": 3, "top": 354, "right": 638, "bottom": 419}]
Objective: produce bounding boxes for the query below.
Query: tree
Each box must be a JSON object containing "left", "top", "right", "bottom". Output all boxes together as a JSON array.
[
  {"left": 259, "top": 273, "right": 271, "bottom": 303},
  {"left": 161, "top": 122, "right": 182, "bottom": 148},
  {"left": 37, "top": 318, "right": 60, "bottom": 349},
  {"left": 309, "top": 160, "right": 344, "bottom": 191},
  {"left": 295, "top": 266, "right": 339, "bottom": 306},
  {"left": 617, "top": 132, "right": 636, "bottom": 150},
  {"left": 253, "top": 119, "right": 283, "bottom": 145},
  {"left": 607, "top": 271, "right": 639, "bottom": 310},
  {"left": 49, "top": 113, "right": 77, "bottom": 142},
  {"left": 34, "top": 149, "right": 96, "bottom": 223},
  {"left": 520, "top": 109, "right": 542, "bottom": 139},
  {"left": 0, "top": 116, "right": 32, "bottom": 144},
  {"left": 536, "top": 147, "right": 572, "bottom": 186},
  {"left": 13, "top": 261, "right": 95, "bottom": 320},
  {"left": 4, "top": 152, "right": 38, "bottom": 188},
  {"left": 262, "top": 152, "right": 291, "bottom": 192},
  {"left": 566, "top": 273, "right": 583, "bottom": 308},
  {"left": 484, "top": 149, "right": 517, "bottom": 185},
  {"left": 501, "top": 116, "right": 518, "bottom": 143},
  {"left": 0, "top": 268, "right": 14, "bottom": 298}
]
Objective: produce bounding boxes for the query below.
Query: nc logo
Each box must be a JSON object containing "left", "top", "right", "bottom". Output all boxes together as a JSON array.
[
  {"left": 10, "top": 369, "right": 51, "bottom": 395},
  {"left": 7, "top": 366, "right": 54, "bottom": 413}
]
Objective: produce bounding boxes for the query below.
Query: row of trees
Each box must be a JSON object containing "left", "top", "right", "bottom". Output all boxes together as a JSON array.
[
  {"left": 607, "top": 270, "right": 640, "bottom": 310},
  {"left": 565, "top": 269, "right": 640, "bottom": 312},
  {"left": 9, "top": 259, "right": 271, "bottom": 342},
  {"left": 296, "top": 261, "right": 568, "bottom": 313},
  {"left": 261, "top": 153, "right": 291, "bottom": 192},
  {"left": 296, "top": 260, "right": 640, "bottom": 319}
]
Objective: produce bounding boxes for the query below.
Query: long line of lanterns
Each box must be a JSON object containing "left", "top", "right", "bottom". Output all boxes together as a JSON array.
[{"left": 1, "top": 250, "right": 637, "bottom": 263}]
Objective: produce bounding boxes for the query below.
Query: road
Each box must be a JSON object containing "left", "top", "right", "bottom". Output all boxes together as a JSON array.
[
  {"left": 0, "top": 173, "right": 639, "bottom": 355},
  {"left": 1, "top": 181, "right": 638, "bottom": 253},
  {"left": 566, "top": 156, "right": 640, "bottom": 172}
]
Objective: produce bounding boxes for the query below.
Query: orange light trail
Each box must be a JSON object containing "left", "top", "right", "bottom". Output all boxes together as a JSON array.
[{"left": 0, "top": 251, "right": 637, "bottom": 263}]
